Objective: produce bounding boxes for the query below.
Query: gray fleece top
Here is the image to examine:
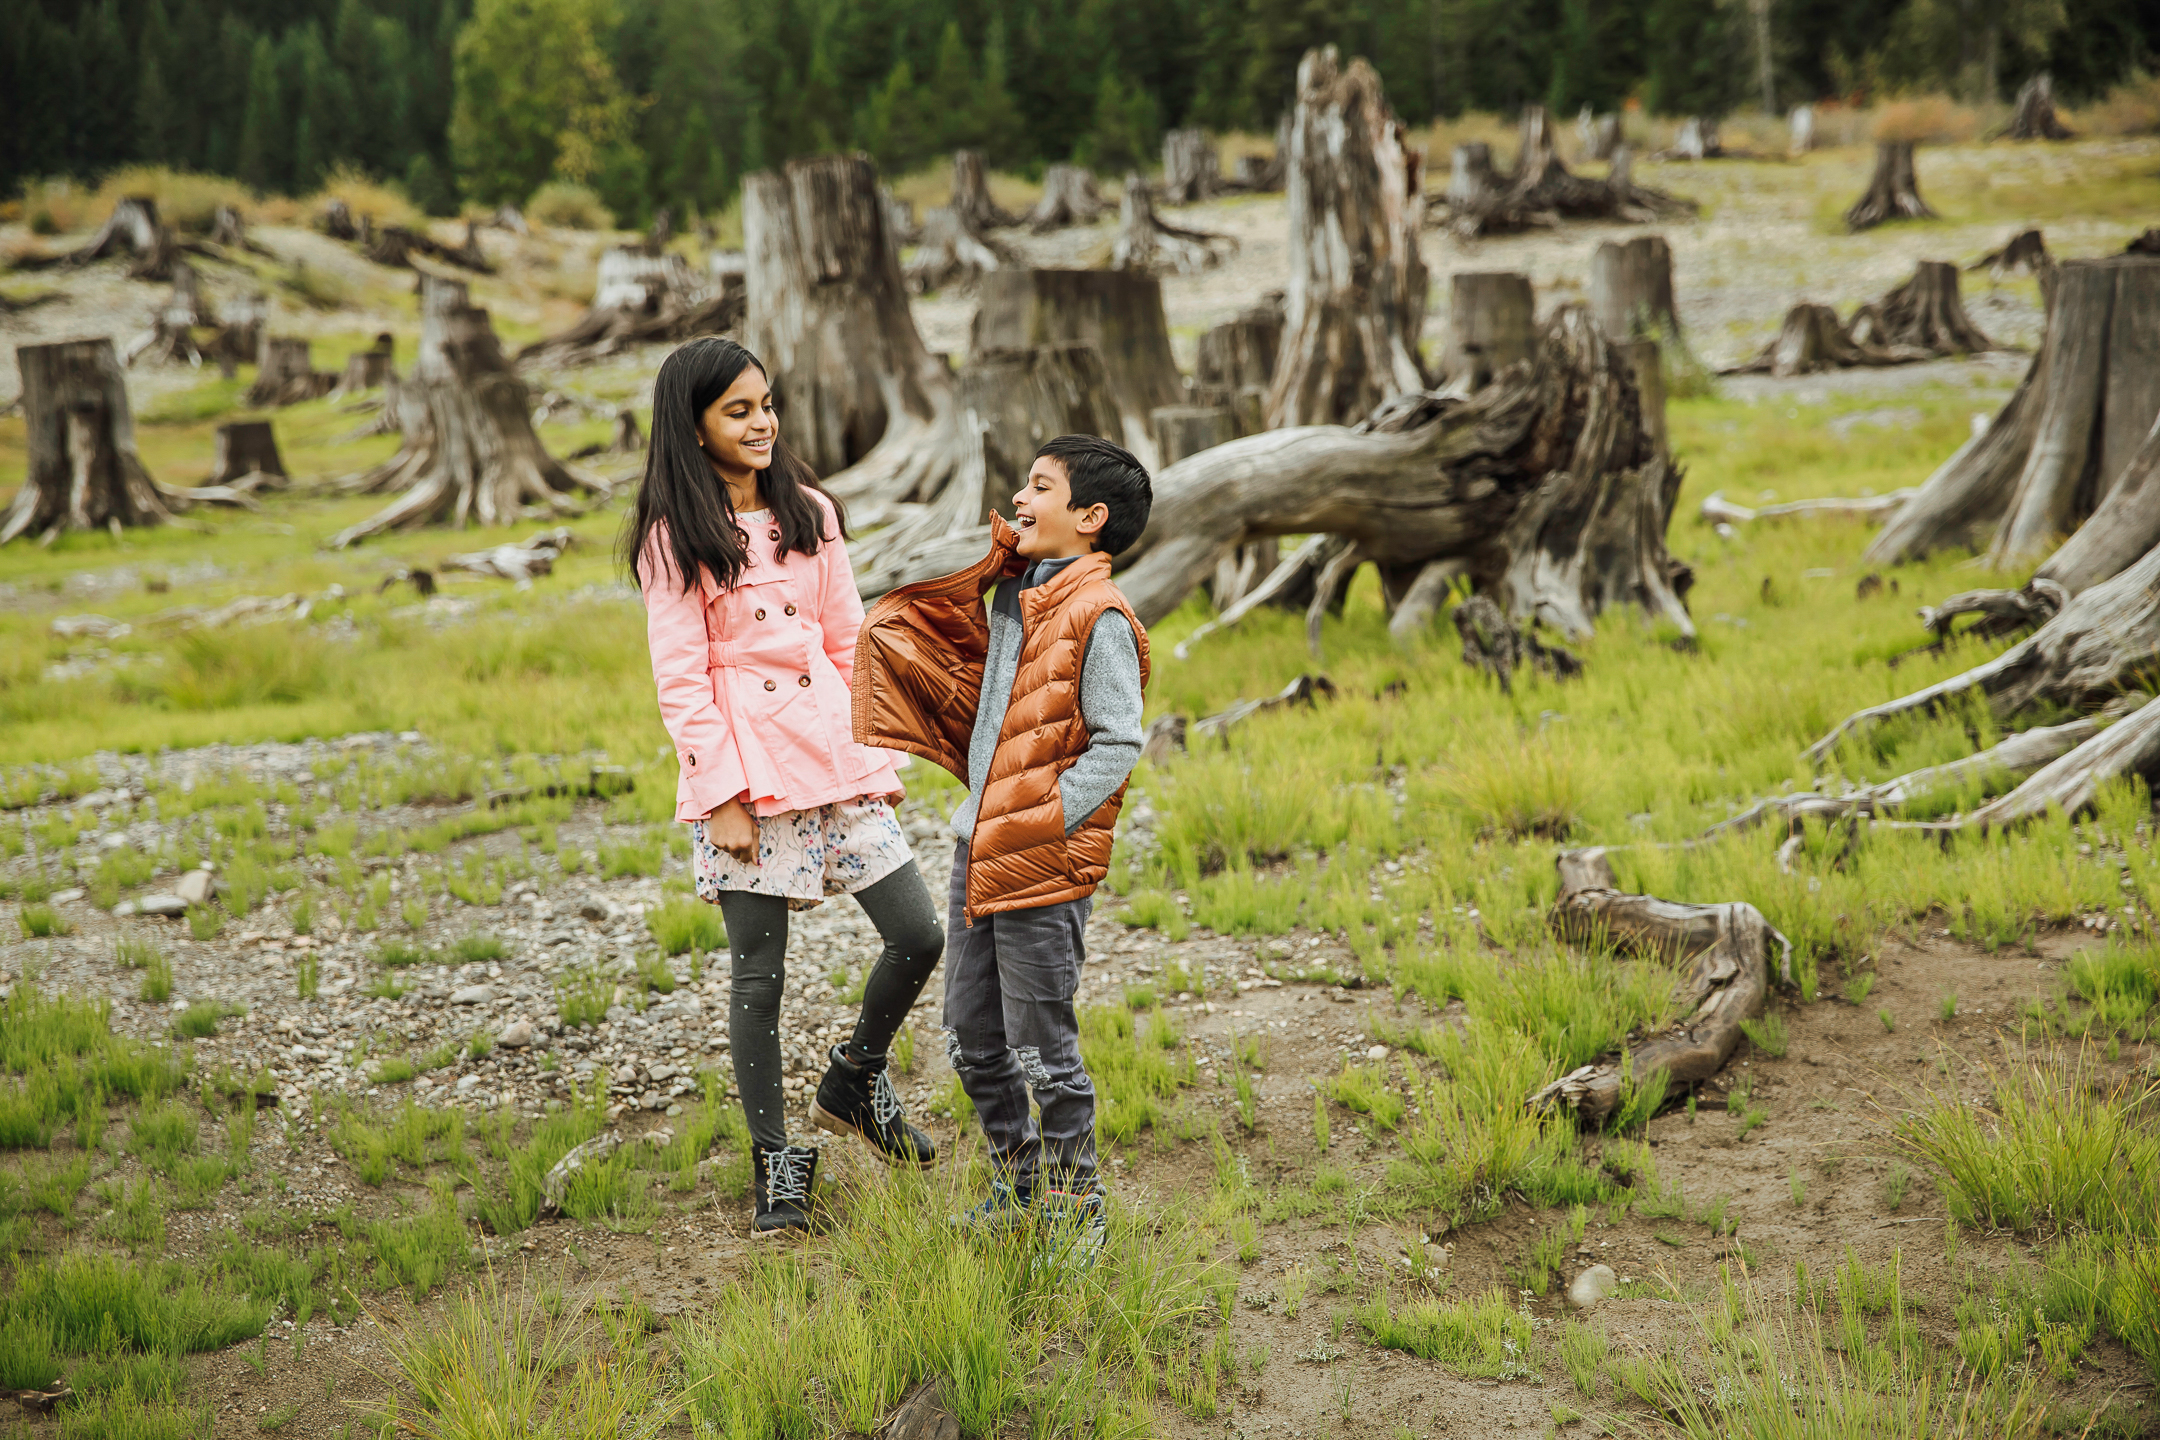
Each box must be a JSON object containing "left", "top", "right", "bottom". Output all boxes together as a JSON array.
[{"left": 950, "top": 555, "right": 1144, "bottom": 842}]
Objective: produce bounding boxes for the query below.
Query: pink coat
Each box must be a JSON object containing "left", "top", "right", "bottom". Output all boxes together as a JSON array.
[{"left": 641, "top": 496, "right": 901, "bottom": 823}]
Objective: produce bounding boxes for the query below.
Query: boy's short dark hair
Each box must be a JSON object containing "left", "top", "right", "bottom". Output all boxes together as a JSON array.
[{"left": 1037, "top": 434, "right": 1152, "bottom": 557}]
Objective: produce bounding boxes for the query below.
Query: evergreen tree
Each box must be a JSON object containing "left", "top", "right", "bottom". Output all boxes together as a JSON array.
[
  {"left": 136, "top": 1, "right": 179, "bottom": 166},
  {"left": 404, "top": 152, "right": 459, "bottom": 214},
  {"left": 75, "top": 1, "right": 134, "bottom": 176},
  {"left": 928, "top": 22, "right": 981, "bottom": 155},
  {"left": 974, "top": 16, "right": 1027, "bottom": 167},
  {"left": 1076, "top": 67, "right": 1158, "bottom": 174},
  {"left": 1643, "top": 0, "right": 1748, "bottom": 114},
  {"left": 450, "top": 0, "right": 638, "bottom": 205},
  {"left": 237, "top": 33, "right": 283, "bottom": 190},
  {"left": 856, "top": 59, "right": 932, "bottom": 176}
]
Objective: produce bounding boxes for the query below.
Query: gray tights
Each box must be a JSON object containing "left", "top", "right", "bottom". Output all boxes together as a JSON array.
[{"left": 716, "top": 863, "right": 943, "bottom": 1152}]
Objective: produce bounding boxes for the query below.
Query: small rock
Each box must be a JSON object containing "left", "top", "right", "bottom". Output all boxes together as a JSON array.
[
  {"left": 49, "top": 887, "right": 84, "bottom": 905},
  {"left": 497, "top": 1019, "right": 535, "bottom": 1048},
  {"left": 454, "top": 1074, "right": 483, "bottom": 1093},
  {"left": 133, "top": 894, "right": 188, "bottom": 917},
  {"left": 613, "top": 1063, "right": 639, "bottom": 1086},
  {"left": 641, "top": 1090, "right": 666, "bottom": 1110},
  {"left": 1365, "top": 1044, "right": 1389, "bottom": 1062},
  {"left": 579, "top": 900, "right": 609, "bottom": 921},
  {"left": 646, "top": 1063, "right": 677, "bottom": 1083},
  {"left": 665, "top": 1103, "right": 684, "bottom": 1117},
  {"left": 1567, "top": 1263, "right": 1618, "bottom": 1311},
  {"left": 174, "top": 869, "right": 215, "bottom": 906},
  {"left": 451, "top": 984, "right": 496, "bottom": 1005}
]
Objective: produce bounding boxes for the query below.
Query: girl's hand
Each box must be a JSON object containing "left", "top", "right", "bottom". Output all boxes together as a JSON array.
[{"left": 704, "top": 798, "right": 759, "bottom": 863}]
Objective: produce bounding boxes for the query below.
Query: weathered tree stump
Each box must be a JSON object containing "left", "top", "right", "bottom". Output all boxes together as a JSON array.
[
  {"left": 879, "top": 1379, "right": 960, "bottom": 1440},
  {"left": 1577, "top": 107, "right": 1621, "bottom": 161},
  {"left": 207, "top": 420, "right": 287, "bottom": 490},
  {"left": 334, "top": 334, "right": 397, "bottom": 395},
  {"left": 1789, "top": 104, "right": 1817, "bottom": 155},
  {"left": 905, "top": 206, "right": 1019, "bottom": 292},
  {"left": 1454, "top": 593, "right": 1581, "bottom": 691},
  {"left": 1869, "top": 257, "right": 2160, "bottom": 570},
  {"left": 1441, "top": 272, "right": 1535, "bottom": 389},
  {"left": 2006, "top": 72, "right": 2071, "bottom": 141},
  {"left": 321, "top": 200, "right": 359, "bottom": 241},
  {"left": 1846, "top": 261, "right": 1994, "bottom": 354},
  {"left": 969, "top": 268, "right": 1186, "bottom": 470},
  {"left": 745, "top": 154, "right": 958, "bottom": 501},
  {"left": 68, "top": 195, "right": 176, "bottom": 280},
  {"left": 1844, "top": 141, "right": 1936, "bottom": 231},
  {"left": 125, "top": 260, "right": 218, "bottom": 367},
  {"left": 1590, "top": 235, "right": 1680, "bottom": 342},
  {"left": 1445, "top": 113, "right": 1697, "bottom": 238},
  {"left": 1110, "top": 178, "right": 1234, "bottom": 276},
  {"left": 881, "top": 187, "right": 921, "bottom": 247},
  {"left": 3, "top": 339, "right": 172, "bottom": 542},
  {"left": 520, "top": 248, "right": 739, "bottom": 367},
  {"left": 1970, "top": 228, "right": 2053, "bottom": 285},
  {"left": 1163, "top": 129, "right": 1223, "bottom": 204},
  {"left": 211, "top": 205, "right": 248, "bottom": 250},
  {"left": 329, "top": 275, "right": 597, "bottom": 546},
  {"left": 1528, "top": 848, "right": 1788, "bottom": 1125},
  {"left": 1153, "top": 406, "right": 1236, "bottom": 467},
  {"left": 247, "top": 337, "right": 334, "bottom": 408},
  {"left": 1266, "top": 47, "right": 1428, "bottom": 429},
  {"left": 949, "top": 151, "right": 1019, "bottom": 231},
  {"left": 1670, "top": 117, "right": 1723, "bottom": 160},
  {"left": 611, "top": 408, "right": 645, "bottom": 453},
  {"left": 1196, "top": 294, "right": 1285, "bottom": 434},
  {"left": 1025, "top": 166, "right": 1110, "bottom": 233}
]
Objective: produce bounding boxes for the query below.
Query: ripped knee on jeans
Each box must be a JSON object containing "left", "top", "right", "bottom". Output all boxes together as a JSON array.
[
  {"left": 943, "top": 1026, "right": 968, "bottom": 1071},
  {"left": 1017, "top": 1046, "right": 1055, "bottom": 1090}
]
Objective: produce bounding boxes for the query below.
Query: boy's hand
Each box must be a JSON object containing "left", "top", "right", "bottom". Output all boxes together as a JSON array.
[{"left": 704, "top": 798, "right": 758, "bottom": 863}]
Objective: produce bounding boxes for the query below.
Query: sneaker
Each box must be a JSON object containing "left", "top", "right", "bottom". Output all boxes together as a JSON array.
[
  {"left": 751, "top": 1144, "right": 819, "bottom": 1238},
  {"left": 950, "top": 1177, "right": 1033, "bottom": 1236},
  {"left": 1033, "top": 1183, "right": 1107, "bottom": 1273},
  {"left": 810, "top": 1044, "right": 937, "bottom": 1168}
]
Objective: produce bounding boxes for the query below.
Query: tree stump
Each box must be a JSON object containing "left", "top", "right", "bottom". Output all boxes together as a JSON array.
[
  {"left": 1441, "top": 272, "right": 1535, "bottom": 389},
  {"left": 1844, "top": 142, "right": 1936, "bottom": 231},
  {"left": 328, "top": 275, "right": 596, "bottom": 546},
  {"left": 1445, "top": 112, "right": 1697, "bottom": 238},
  {"left": 321, "top": 200, "right": 359, "bottom": 241},
  {"left": 520, "top": 248, "right": 738, "bottom": 367},
  {"left": 1577, "top": 107, "right": 1621, "bottom": 161},
  {"left": 1671, "top": 117, "right": 1722, "bottom": 160},
  {"left": 1109, "top": 178, "right": 1234, "bottom": 276},
  {"left": 211, "top": 205, "right": 247, "bottom": 250},
  {"left": 1846, "top": 261, "right": 1994, "bottom": 354},
  {"left": 1970, "top": 229, "right": 2053, "bottom": 285},
  {"left": 207, "top": 421, "right": 287, "bottom": 490},
  {"left": 1445, "top": 143, "right": 1504, "bottom": 214},
  {"left": 882, "top": 188, "right": 921, "bottom": 247},
  {"left": 1026, "top": 166, "right": 1110, "bottom": 232},
  {"left": 1620, "top": 338, "right": 1670, "bottom": 463},
  {"left": 210, "top": 293, "right": 268, "bottom": 381},
  {"left": 969, "top": 268, "right": 1186, "bottom": 470},
  {"left": 1266, "top": 47, "right": 1428, "bottom": 430},
  {"left": 1590, "top": 235, "right": 1680, "bottom": 342},
  {"left": 744, "top": 154, "right": 958, "bottom": 501},
  {"left": 1196, "top": 294, "right": 1285, "bottom": 434},
  {"left": 334, "top": 334, "right": 396, "bottom": 395},
  {"left": 950, "top": 151, "right": 1019, "bottom": 231},
  {"left": 1789, "top": 105, "right": 1817, "bottom": 155},
  {"left": 4, "top": 339, "right": 172, "bottom": 542},
  {"left": 1153, "top": 406, "right": 1236, "bottom": 467},
  {"left": 611, "top": 408, "right": 645, "bottom": 453},
  {"left": 126, "top": 260, "right": 218, "bottom": 367},
  {"left": 247, "top": 337, "right": 334, "bottom": 408},
  {"left": 68, "top": 196, "right": 176, "bottom": 280},
  {"left": 905, "top": 206, "right": 1019, "bottom": 293},
  {"left": 2006, "top": 72, "right": 2071, "bottom": 141},
  {"left": 1162, "top": 129, "right": 1222, "bottom": 204},
  {"left": 1869, "top": 257, "right": 2160, "bottom": 577}
]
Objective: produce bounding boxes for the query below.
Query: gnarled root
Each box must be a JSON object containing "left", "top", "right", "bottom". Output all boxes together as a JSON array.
[{"left": 1526, "top": 848, "right": 1789, "bottom": 1125}]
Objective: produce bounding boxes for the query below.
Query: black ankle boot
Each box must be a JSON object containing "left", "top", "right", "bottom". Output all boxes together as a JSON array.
[
  {"left": 810, "top": 1044, "right": 937, "bottom": 1168},
  {"left": 751, "top": 1144, "right": 819, "bottom": 1237}
]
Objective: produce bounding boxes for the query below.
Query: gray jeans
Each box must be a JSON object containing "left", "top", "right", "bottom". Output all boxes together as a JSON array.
[{"left": 942, "top": 841, "right": 1097, "bottom": 1190}]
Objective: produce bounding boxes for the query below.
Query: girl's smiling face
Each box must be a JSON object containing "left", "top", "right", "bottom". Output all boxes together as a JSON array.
[{"left": 697, "top": 365, "right": 778, "bottom": 477}]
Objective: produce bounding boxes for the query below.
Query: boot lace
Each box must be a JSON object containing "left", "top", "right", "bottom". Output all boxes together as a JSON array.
[
  {"left": 871, "top": 1069, "right": 903, "bottom": 1128},
  {"left": 763, "top": 1148, "right": 809, "bottom": 1203}
]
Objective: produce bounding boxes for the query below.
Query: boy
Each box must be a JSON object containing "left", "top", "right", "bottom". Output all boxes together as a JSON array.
[{"left": 853, "top": 434, "right": 1152, "bottom": 1263}]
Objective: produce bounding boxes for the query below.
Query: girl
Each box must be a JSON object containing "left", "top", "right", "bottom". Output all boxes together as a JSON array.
[{"left": 627, "top": 337, "right": 943, "bottom": 1238}]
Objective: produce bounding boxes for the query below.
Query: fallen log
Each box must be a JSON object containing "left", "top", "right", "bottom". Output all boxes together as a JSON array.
[
  {"left": 1191, "top": 674, "right": 1336, "bottom": 744},
  {"left": 1527, "top": 847, "right": 1789, "bottom": 1126},
  {"left": 1699, "top": 489, "right": 1915, "bottom": 525},
  {"left": 442, "top": 527, "right": 575, "bottom": 582}
]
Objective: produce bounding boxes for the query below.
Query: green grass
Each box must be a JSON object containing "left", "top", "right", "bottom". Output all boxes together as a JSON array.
[
  {"left": 1079, "top": 1005, "right": 1195, "bottom": 1145},
  {"left": 17, "top": 903, "right": 68, "bottom": 938},
  {"left": 1358, "top": 1284, "right": 1535, "bottom": 1377},
  {"left": 172, "top": 1000, "right": 243, "bottom": 1039},
  {"left": 648, "top": 897, "right": 724, "bottom": 956}
]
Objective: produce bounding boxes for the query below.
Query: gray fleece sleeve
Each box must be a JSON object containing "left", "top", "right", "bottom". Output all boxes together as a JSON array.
[{"left": 1059, "top": 610, "right": 1144, "bottom": 835}]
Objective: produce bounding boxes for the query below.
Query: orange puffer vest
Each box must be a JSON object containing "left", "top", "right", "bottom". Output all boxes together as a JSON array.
[{"left": 853, "top": 515, "right": 1150, "bottom": 920}]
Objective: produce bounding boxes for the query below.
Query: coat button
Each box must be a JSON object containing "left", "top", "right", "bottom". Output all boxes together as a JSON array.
[
  {"left": 797, "top": 675, "right": 811, "bottom": 687},
  {"left": 767, "top": 528, "right": 780, "bottom": 541},
  {"left": 754, "top": 608, "right": 766, "bottom": 621},
  {"left": 763, "top": 679, "right": 776, "bottom": 691},
  {"left": 784, "top": 604, "right": 797, "bottom": 615}
]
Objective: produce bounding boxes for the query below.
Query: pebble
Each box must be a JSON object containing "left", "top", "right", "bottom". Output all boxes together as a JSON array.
[
  {"left": 120, "top": 894, "right": 188, "bottom": 917},
  {"left": 174, "top": 868, "right": 216, "bottom": 906},
  {"left": 451, "top": 984, "right": 496, "bottom": 1005},
  {"left": 50, "top": 887, "right": 85, "bottom": 905},
  {"left": 497, "top": 1019, "right": 535, "bottom": 1048},
  {"left": 1567, "top": 1264, "right": 1618, "bottom": 1311},
  {"left": 1365, "top": 1044, "right": 1389, "bottom": 1061}
]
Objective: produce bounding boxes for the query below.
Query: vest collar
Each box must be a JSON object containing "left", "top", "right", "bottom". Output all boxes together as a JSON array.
[{"left": 1016, "top": 546, "right": 1111, "bottom": 625}]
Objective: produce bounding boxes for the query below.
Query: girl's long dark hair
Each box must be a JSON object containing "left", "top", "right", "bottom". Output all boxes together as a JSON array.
[{"left": 623, "top": 337, "right": 847, "bottom": 594}]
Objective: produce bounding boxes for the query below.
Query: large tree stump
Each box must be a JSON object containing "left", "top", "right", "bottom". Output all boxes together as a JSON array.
[
  {"left": 1846, "top": 261, "right": 1994, "bottom": 354},
  {"left": 1590, "top": 236, "right": 1680, "bottom": 343},
  {"left": 125, "top": 260, "right": 218, "bottom": 367},
  {"left": 745, "top": 154, "right": 958, "bottom": 505},
  {"left": 1971, "top": 229, "right": 2053, "bottom": 285},
  {"left": 1153, "top": 406, "right": 1235, "bottom": 467},
  {"left": 969, "top": 269, "right": 1186, "bottom": 471},
  {"left": 334, "top": 334, "right": 396, "bottom": 395},
  {"left": 1669, "top": 117, "right": 1723, "bottom": 160},
  {"left": 2006, "top": 72, "right": 2071, "bottom": 141},
  {"left": 1265, "top": 47, "right": 1428, "bottom": 430},
  {"left": 1162, "top": 130, "right": 1223, "bottom": 205},
  {"left": 1527, "top": 848, "right": 1788, "bottom": 1125},
  {"left": 949, "top": 151, "right": 1019, "bottom": 231},
  {"left": 1444, "top": 112, "right": 1696, "bottom": 239},
  {"left": 247, "top": 337, "right": 334, "bottom": 408},
  {"left": 328, "top": 276, "right": 596, "bottom": 546},
  {"left": 906, "top": 206, "right": 1020, "bottom": 292},
  {"left": 1196, "top": 295, "right": 1285, "bottom": 434},
  {"left": 1441, "top": 272, "right": 1535, "bottom": 389},
  {"left": 1444, "top": 143, "right": 1505, "bottom": 214},
  {"left": 1789, "top": 105, "right": 1817, "bottom": 155},
  {"left": 210, "top": 292, "right": 267, "bottom": 380},
  {"left": 207, "top": 421, "right": 287, "bottom": 490},
  {"left": 1109, "top": 178, "right": 1234, "bottom": 276},
  {"left": 1117, "top": 304, "right": 1691, "bottom": 642},
  {"left": 1869, "top": 257, "right": 2160, "bottom": 570},
  {"left": 519, "top": 249, "right": 738, "bottom": 368},
  {"left": 1844, "top": 142, "right": 1936, "bottom": 231},
  {"left": 3, "top": 339, "right": 172, "bottom": 542},
  {"left": 1577, "top": 107, "right": 1621, "bottom": 162},
  {"left": 1026, "top": 166, "right": 1110, "bottom": 233},
  {"left": 68, "top": 196, "right": 176, "bottom": 280}
]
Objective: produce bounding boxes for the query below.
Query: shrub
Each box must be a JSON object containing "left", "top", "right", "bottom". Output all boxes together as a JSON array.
[
  {"left": 17, "top": 904, "right": 68, "bottom": 939},
  {"left": 527, "top": 181, "right": 611, "bottom": 230},
  {"left": 647, "top": 898, "right": 723, "bottom": 956},
  {"left": 92, "top": 166, "right": 253, "bottom": 233},
  {"left": 174, "top": 1000, "right": 243, "bottom": 1039},
  {"left": 307, "top": 164, "right": 419, "bottom": 229}
]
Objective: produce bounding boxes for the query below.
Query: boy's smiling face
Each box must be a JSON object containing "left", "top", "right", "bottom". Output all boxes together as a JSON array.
[{"left": 1011, "top": 456, "right": 1107, "bottom": 561}]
